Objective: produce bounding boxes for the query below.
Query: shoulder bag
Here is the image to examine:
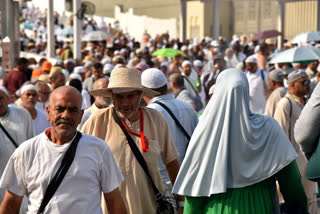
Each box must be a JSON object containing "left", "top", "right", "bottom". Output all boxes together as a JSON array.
[{"left": 112, "top": 108, "right": 175, "bottom": 214}]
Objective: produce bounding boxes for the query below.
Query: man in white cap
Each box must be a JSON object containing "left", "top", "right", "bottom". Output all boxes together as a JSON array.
[
  {"left": 181, "top": 60, "right": 203, "bottom": 111},
  {"left": 274, "top": 69, "right": 317, "bottom": 214},
  {"left": 141, "top": 68, "right": 198, "bottom": 200},
  {"left": 264, "top": 69, "right": 287, "bottom": 117},
  {"left": 68, "top": 74, "right": 91, "bottom": 110},
  {"left": 74, "top": 66, "right": 86, "bottom": 81},
  {"left": 77, "top": 78, "right": 111, "bottom": 130},
  {"left": 20, "top": 84, "right": 50, "bottom": 135},
  {"left": 82, "top": 67, "right": 183, "bottom": 214},
  {"left": 245, "top": 54, "right": 269, "bottom": 114},
  {"left": 0, "top": 86, "right": 35, "bottom": 213},
  {"left": 34, "top": 80, "right": 51, "bottom": 112}
]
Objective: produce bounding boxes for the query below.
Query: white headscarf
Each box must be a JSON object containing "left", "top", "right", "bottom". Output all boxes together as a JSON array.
[{"left": 172, "top": 68, "right": 297, "bottom": 197}]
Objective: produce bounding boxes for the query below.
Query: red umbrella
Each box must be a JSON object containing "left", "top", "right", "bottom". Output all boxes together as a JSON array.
[{"left": 253, "top": 29, "right": 282, "bottom": 41}]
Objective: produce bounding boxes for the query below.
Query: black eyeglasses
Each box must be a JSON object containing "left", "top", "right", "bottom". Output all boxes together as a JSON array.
[{"left": 297, "top": 79, "right": 310, "bottom": 86}]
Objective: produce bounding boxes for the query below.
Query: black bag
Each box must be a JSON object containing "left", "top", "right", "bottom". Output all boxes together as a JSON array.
[
  {"left": 37, "top": 132, "right": 82, "bottom": 214},
  {"left": 112, "top": 108, "right": 175, "bottom": 214}
]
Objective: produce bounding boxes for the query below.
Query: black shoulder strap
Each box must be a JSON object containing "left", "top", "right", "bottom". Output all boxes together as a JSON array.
[
  {"left": 153, "top": 101, "right": 191, "bottom": 141},
  {"left": 182, "top": 75, "right": 199, "bottom": 95},
  {"left": 0, "top": 122, "right": 19, "bottom": 148},
  {"left": 284, "top": 97, "right": 292, "bottom": 137},
  {"left": 112, "top": 108, "right": 164, "bottom": 201},
  {"left": 37, "top": 132, "right": 82, "bottom": 214}
]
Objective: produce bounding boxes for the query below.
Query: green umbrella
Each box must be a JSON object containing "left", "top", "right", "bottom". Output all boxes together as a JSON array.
[{"left": 152, "top": 48, "right": 187, "bottom": 58}]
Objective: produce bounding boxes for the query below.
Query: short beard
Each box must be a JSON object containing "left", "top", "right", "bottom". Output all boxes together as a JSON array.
[{"left": 116, "top": 94, "right": 142, "bottom": 120}]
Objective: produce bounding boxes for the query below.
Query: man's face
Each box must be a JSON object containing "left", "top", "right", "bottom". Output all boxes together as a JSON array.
[
  {"left": 93, "top": 68, "right": 103, "bottom": 79},
  {"left": 215, "top": 59, "right": 226, "bottom": 71},
  {"left": 267, "top": 76, "right": 275, "bottom": 91},
  {"left": 46, "top": 90, "right": 83, "bottom": 138},
  {"left": 245, "top": 62, "right": 257, "bottom": 73},
  {"left": 183, "top": 64, "right": 192, "bottom": 76},
  {"left": 0, "top": 91, "right": 9, "bottom": 117},
  {"left": 52, "top": 74, "right": 66, "bottom": 90},
  {"left": 21, "top": 90, "right": 38, "bottom": 109},
  {"left": 292, "top": 76, "right": 311, "bottom": 97},
  {"left": 37, "top": 84, "right": 51, "bottom": 103},
  {"left": 309, "top": 61, "right": 319, "bottom": 71},
  {"left": 112, "top": 90, "right": 142, "bottom": 120}
]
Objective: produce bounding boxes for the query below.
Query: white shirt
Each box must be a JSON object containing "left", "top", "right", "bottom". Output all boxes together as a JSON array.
[
  {"left": 81, "top": 89, "right": 91, "bottom": 110},
  {"left": 33, "top": 107, "right": 51, "bottom": 135},
  {"left": 77, "top": 104, "right": 98, "bottom": 131},
  {"left": 246, "top": 70, "right": 269, "bottom": 114},
  {"left": 148, "top": 94, "right": 199, "bottom": 183},
  {"left": 0, "top": 107, "right": 35, "bottom": 213},
  {"left": 0, "top": 132, "right": 123, "bottom": 214}
]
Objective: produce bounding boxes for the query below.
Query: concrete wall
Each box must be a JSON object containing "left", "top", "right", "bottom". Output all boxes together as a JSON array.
[
  {"left": 87, "top": 0, "right": 180, "bottom": 19},
  {"left": 114, "top": 6, "right": 177, "bottom": 42},
  {"left": 186, "top": 1, "right": 232, "bottom": 40},
  {"left": 285, "top": 0, "right": 318, "bottom": 40}
]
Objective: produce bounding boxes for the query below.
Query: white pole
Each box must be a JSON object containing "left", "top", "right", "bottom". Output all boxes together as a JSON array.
[
  {"left": 277, "top": 0, "right": 285, "bottom": 49},
  {"left": 180, "top": 0, "right": 187, "bottom": 42},
  {"left": 47, "top": 0, "right": 55, "bottom": 58},
  {"left": 73, "top": 0, "right": 81, "bottom": 60},
  {"left": 6, "top": 0, "right": 14, "bottom": 70},
  {"left": 212, "top": 0, "right": 220, "bottom": 40}
]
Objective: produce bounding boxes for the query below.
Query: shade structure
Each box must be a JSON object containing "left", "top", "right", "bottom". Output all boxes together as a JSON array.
[
  {"left": 253, "top": 29, "right": 281, "bottom": 41},
  {"left": 269, "top": 46, "right": 320, "bottom": 64},
  {"left": 291, "top": 32, "right": 320, "bottom": 44},
  {"left": 152, "top": 48, "right": 187, "bottom": 58},
  {"left": 82, "top": 31, "right": 113, "bottom": 42}
]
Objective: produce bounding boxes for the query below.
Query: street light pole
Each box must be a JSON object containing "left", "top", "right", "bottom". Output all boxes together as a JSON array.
[
  {"left": 47, "top": 0, "right": 55, "bottom": 58},
  {"left": 277, "top": 0, "right": 285, "bottom": 49},
  {"left": 212, "top": 0, "right": 220, "bottom": 40},
  {"left": 73, "top": 0, "right": 81, "bottom": 60},
  {"left": 180, "top": 0, "right": 187, "bottom": 42}
]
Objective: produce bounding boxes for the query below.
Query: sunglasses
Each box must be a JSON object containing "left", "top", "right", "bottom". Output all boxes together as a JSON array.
[{"left": 297, "top": 79, "right": 310, "bottom": 86}]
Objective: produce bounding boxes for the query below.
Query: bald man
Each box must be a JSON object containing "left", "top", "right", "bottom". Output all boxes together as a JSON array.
[
  {"left": 77, "top": 78, "right": 111, "bottom": 130},
  {"left": 0, "top": 86, "right": 126, "bottom": 214}
]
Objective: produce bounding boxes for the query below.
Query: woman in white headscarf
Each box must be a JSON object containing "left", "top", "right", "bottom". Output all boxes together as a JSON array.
[{"left": 172, "top": 68, "right": 308, "bottom": 213}]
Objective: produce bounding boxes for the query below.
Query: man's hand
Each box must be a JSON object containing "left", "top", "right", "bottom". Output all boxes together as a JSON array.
[
  {"left": 0, "top": 190, "right": 23, "bottom": 214},
  {"left": 104, "top": 187, "right": 127, "bottom": 214}
]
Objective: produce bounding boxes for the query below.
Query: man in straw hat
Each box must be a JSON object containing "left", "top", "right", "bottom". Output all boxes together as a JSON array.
[
  {"left": 274, "top": 69, "right": 317, "bottom": 213},
  {"left": 82, "top": 66, "right": 183, "bottom": 214}
]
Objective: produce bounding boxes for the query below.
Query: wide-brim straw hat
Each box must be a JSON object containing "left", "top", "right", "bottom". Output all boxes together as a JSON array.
[{"left": 89, "top": 66, "right": 159, "bottom": 97}]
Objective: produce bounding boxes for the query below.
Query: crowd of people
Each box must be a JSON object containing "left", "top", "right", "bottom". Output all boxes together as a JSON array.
[{"left": 0, "top": 5, "right": 320, "bottom": 214}]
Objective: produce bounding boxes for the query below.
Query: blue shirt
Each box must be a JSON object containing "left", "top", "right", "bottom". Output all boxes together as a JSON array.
[{"left": 148, "top": 94, "right": 199, "bottom": 183}]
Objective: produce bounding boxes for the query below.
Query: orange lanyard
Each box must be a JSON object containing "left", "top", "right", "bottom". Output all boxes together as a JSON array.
[{"left": 121, "top": 108, "right": 149, "bottom": 152}]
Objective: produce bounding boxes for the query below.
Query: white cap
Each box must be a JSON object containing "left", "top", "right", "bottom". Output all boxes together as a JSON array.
[
  {"left": 210, "top": 40, "right": 219, "bottom": 47},
  {"left": 84, "top": 61, "right": 92, "bottom": 68},
  {"left": 160, "top": 62, "right": 169, "bottom": 69},
  {"left": 182, "top": 60, "right": 192, "bottom": 67},
  {"left": 193, "top": 60, "right": 203, "bottom": 67},
  {"left": 74, "top": 66, "right": 85, "bottom": 74},
  {"left": 0, "top": 86, "right": 8, "bottom": 96},
  {"left": 21, "top": 84, "right": 38, "bottom": 95},
  {"left": 64, "top": 58, "right": 76, "bottom": 64},
  {"left": 181, "top": 45, "right": 188, "bottom": 51},
  {"left": 141, "top": 68, "right": 168, "bottom": 89},
  {"left": 103, "top": 63, "right": 114, "bottom": 75},
  {"left": 69, "top": 73, "right": 82, "bottom": 81},
  {"left": 114, "top": 50, "right": 120, "bottom": 55},
  {"left": 120, "top": 48, "right": 128, "bottom": 54},
  {"left": 101, "top": 58, "right": 111, "bottom": 65},
  {"left": 245, "top": 55, "right": 257, "bottom": 64}
]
